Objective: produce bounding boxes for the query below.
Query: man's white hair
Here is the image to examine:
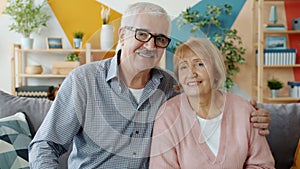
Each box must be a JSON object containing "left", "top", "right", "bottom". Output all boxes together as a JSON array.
[{"left": 121, "top": 2, "right": 171, "bottom": 28}]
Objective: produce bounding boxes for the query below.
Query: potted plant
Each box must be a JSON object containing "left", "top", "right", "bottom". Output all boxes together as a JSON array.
[
  {"left": 267, "top": 77, "right": 283, "bottom": 98},
  {"left": 73, "top": 31, "right": 84, "bottom": 49},
  {"left": 52, "top": 53, "right": 80, "bottom": 75},
  {"left": 100, "top": 6, "right": 113, "bottom": 50},
  {"left": 3, "top": 0, "right": 51, "bottom": 49},
  {"left": 66, "top": 53, "right": 80, "bottom": 62},
  {"left": 175, "top": 4, "right": 246, "bottom": 90}
]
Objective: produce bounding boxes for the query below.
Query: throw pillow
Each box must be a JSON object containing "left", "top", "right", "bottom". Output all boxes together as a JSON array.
[
  {"left": 0, "top": 112, "right": 32, "bottom": 169},
  {"left": 291, "top": 139, "right": 300, "bottom": 169}
]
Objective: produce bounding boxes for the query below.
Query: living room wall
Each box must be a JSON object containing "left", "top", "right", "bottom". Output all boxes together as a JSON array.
[{"left": 0, "top": 0, "right": 200, "bottom": 93}]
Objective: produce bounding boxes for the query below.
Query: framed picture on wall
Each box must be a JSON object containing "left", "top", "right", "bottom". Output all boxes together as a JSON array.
[
  {"left": 266, "top": 36, "right": 286, "bottom": 49},
  {"left": 46, "top": 37, "right": 63, "bottom": 49}
]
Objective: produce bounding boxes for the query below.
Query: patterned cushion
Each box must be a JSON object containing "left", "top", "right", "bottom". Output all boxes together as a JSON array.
[{"left": 0, "top": 112, "right": 31, "bottom": 169}]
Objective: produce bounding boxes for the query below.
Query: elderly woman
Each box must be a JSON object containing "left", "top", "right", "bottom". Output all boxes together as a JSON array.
[{"left": 150, "top": 38, "right": 275, "bottom": 169}]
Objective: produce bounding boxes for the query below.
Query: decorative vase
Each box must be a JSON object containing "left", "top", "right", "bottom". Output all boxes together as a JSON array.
[
  {"left": 21, "top": 37, "right": 34, "bottom": 49},
  {"left": 271, "top": 89, "right": 279, "bottom": 98},
  {"left": 269, "top": 5, "right": 278, "bottom": 24},
  {"left": 100, "top": 24, "right": 114, "bottom": 50},
  {"left": 73, "top": 38, "right": 82, "bottom": 49}
]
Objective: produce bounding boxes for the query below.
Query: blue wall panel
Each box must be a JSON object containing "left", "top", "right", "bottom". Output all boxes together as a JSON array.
[{"left": 166, "top": 0, "right": 246, "bottom": 71}]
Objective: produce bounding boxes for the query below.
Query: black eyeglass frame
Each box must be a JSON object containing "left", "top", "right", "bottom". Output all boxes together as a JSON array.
[{"left": 124, "top": 26, "right": 171, "bottom": 48}]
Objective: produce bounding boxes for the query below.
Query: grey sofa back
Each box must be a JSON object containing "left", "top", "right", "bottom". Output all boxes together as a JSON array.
[
  {"left": 0, "top": 90, "right": 52, "bottom": 136},
  {"left": 259, "top": 103, "right": 300, "bottom": 169}
]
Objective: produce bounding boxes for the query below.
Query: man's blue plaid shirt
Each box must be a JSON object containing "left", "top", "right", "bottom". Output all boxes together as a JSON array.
[{"left": 29, "top": 51, "right": 178, "bottom": 169}]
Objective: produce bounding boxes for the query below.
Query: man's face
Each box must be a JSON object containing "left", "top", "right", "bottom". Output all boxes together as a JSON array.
[{"left": 119, "top": 14, "right": 170, "bottom": 73}]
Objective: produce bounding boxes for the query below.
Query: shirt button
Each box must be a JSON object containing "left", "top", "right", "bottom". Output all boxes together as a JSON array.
[
  {"left": 135, "top": 130, "right": 139, "bottom": 134},
  {"left": 133, "top": 152, "right": 137, "bottom": 155}
]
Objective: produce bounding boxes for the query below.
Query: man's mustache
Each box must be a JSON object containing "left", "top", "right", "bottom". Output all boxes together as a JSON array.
[{"left": 136, "top": 49, "right": 157, "bottom": 58}]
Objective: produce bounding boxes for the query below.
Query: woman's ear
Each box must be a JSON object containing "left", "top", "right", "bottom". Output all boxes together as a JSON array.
[{"left": 118, "top": 27, "right": 125, "bottom": 47}]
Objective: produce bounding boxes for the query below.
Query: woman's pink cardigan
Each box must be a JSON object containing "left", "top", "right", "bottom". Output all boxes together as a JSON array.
[{"left": 150, "top": 93, "right": 275, "bottom": 169}]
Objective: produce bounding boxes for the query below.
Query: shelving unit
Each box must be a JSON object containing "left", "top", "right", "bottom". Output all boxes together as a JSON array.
[
  {"left": 10, "top": 44, "right": 115, "bottom": 95},
  {"left": 255, "top": 0, "right": 300, "bottom": 103}
]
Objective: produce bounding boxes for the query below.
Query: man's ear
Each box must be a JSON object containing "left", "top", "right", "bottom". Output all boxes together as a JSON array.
[{"left": 118, "top": 27, "right": 125, "bottom": 47}]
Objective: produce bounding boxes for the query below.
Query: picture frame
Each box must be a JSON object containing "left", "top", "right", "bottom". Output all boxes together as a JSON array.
[
  {"left": 266, "top": 36, "right": 286, "bottom": 49},
  {"left": 46, "top": 37, "right": 63, "bottom": 49}
]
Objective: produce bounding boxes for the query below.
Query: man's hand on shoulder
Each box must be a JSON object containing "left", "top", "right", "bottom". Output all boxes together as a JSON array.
[{"left": 249, "top": 99, "right": 270, "bottom": 136}]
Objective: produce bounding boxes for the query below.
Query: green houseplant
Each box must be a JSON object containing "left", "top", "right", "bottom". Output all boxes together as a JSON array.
[
  {"left": 73, "top": 31, "right": 85, "bottom": 49},
  {"left": 66, "top": 53, "right": 79, "bottom": 62},
  {"left": 267, "top": 77, "right": 283, "bottom": 98},
  {"left": 267, "top": 77, "right": 283, "bottom": 90},
  {"left": 176, "top": 4, "right": 246, "bottom": 90},
  {"left": 4, "top": 0, "right": 51, "bottom": 49}
]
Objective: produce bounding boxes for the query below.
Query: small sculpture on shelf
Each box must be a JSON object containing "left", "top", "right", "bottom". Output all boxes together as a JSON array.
[
  {"left": 269, "top": 5, "right": 278, "bottom": 24},
  {"left": 267, "top": 77, "right": 283, "bottom": 98}
]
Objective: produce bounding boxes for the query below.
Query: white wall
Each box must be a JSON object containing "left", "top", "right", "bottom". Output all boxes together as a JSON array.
[
  {"left": 0, "top": 0, "right": 70, "bottom": 94},
  {"left": 0, "top": 0, "right": 199, "bottom": 94}
]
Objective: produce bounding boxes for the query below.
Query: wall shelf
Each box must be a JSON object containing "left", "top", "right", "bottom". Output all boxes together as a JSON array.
[
  {"left": 254, "top": 0, "right": 300, "bottom": 103},
  {"left": 10, "top": 44, "right": 115, "bottom": 95}
]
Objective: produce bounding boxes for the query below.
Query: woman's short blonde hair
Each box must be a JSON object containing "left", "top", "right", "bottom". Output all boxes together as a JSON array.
[{"left": 173, "top": 38, "right": 226, "bottom": 90}]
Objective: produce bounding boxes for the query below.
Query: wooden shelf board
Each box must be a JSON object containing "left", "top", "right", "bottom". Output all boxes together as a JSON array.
[
  {"left": 16, "top": 48, "right": 115, "bottom": 53},
  {"left": 263, "top": 97, "right": 300, "bottom": 102},
  {"left": 263, "top": 64, "right": 300, "bottom": 68},
  {"left": 264, "top": 30, "right": 300, "bottom": 34},
  {"left": 19, "top": 74, "right": 66, "bottom": 78}
]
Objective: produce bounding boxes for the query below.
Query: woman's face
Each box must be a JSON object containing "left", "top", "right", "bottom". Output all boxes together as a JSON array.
[{"left": 178, "top": 52, "right": 213, "bottom": 98}]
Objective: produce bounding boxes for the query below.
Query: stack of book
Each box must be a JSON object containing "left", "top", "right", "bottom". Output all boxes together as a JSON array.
[
  {"left": 256, "top": 49, "right": 297, "bottom": 65},
  {"left": 15, "top": 85, "right": 55, "bottom": 100},
  {"left": 264, "top": 24, "right": 285, "bottom": 31}
]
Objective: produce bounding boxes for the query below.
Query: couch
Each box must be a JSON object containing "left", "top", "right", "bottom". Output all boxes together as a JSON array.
[
  {"left": 0, "top": 90, "right": 299, "bottom": 169},
  {"left": 0, "top": 90, "right": 69, "bottom": 169},
  {"left": 258, "top": 103, "right": 300, "bottom": 169}
]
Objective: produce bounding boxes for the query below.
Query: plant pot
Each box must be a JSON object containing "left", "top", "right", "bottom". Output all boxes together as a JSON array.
[
  {"left": 21, "top": 37, "right": 34, "bottom": 49},
  {"left": 100, "top": 24, "right": 114, "bottom": 50},
  {"left": 73, "top": 38, "right": 82, "bottom": 49},
  {"left": 271, "top": 89, "right": 279, "bottom": 98}
]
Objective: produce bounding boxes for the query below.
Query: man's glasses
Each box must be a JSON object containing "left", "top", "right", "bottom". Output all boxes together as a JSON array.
[{"left": 124, "top": 26, "right": 171, "bottom": 48}]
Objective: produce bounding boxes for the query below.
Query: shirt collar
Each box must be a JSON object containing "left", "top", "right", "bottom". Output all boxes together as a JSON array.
[{"left": 106, "top": 50, "right": 121, "bottom": 82}]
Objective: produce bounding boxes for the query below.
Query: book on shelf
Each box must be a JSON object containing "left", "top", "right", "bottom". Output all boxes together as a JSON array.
[
  {"left": 264, "top": 24, "right": 285, "bottom": 31},
  {"left": 256, "top": 49, "right": 297, "bottom": 65},
  {"left": 15, "top": 85, "right": 55, "bottom": 100}
]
